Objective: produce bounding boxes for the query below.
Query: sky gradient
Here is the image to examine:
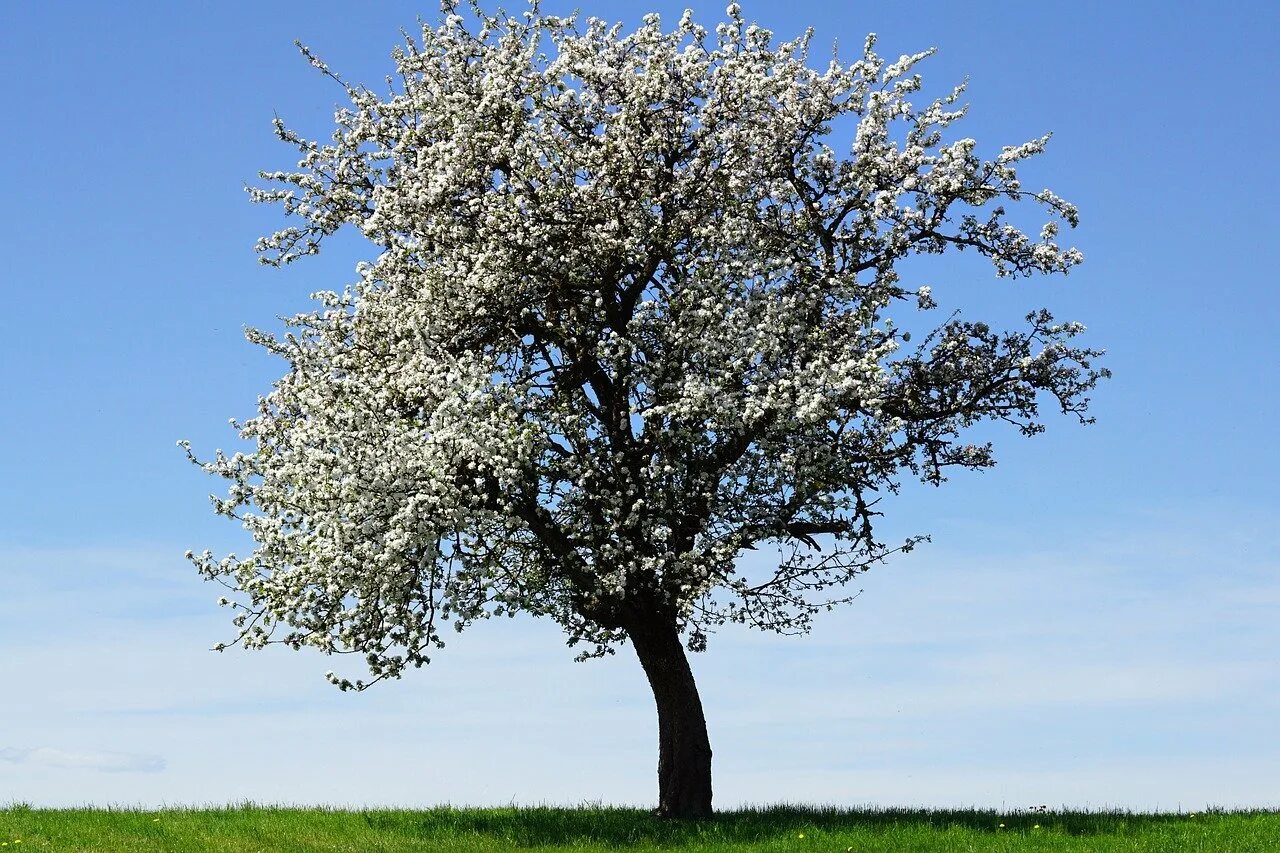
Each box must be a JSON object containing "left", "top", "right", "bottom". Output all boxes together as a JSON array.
[{"left": 1, "top": 0, "right": 1277, "bottom": 810}]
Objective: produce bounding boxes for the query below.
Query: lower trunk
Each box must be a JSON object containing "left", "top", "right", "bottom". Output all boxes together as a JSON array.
[{"left": 626, "top": 613, "right": 713, "bottom": 819}]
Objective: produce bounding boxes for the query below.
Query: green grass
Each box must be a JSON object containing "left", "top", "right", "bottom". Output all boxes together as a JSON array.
[{"left": 1, "top": 803, "right": 1278, "bottom": 851}]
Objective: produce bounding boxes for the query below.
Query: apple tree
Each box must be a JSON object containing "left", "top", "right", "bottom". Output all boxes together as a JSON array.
[{"left": 184, "top": 1, "right": 1108, "bottom": 819}]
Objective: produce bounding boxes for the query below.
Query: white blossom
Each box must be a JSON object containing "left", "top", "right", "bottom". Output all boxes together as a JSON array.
[{"left": 187, "top": 2, "right": 1108, "bottom": 689}]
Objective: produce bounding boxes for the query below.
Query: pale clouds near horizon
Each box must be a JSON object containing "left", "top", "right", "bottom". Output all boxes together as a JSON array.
[
  {"left": 0, "top": 748, "right": 164, "bottom": 775},
  {"left": 1, "top": 505, "right": 1275, "bottom": 810}
]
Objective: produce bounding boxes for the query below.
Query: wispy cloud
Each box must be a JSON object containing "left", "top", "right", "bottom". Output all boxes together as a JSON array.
[{"left": 0, "top": 747, "right": 165, "bottom": 774}]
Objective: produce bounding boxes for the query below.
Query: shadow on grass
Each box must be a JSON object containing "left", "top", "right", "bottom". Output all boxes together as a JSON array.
[{"left": 355, "top": 804, "right": 1272, "bottom": 847}]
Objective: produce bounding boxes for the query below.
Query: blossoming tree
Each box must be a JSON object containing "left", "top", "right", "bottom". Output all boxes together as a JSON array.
[{"left": 185, "top": 1, "right": 1109, "bottom": 819}]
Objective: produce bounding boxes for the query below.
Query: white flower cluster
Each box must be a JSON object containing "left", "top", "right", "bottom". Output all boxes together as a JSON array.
[{"left": 187, "top": 1, "right": 1108, "bottom": 687}]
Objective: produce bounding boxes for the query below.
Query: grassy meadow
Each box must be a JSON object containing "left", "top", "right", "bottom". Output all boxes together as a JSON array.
[{"left": 1, "top": 804, "right": 1278, "bottom": 852}]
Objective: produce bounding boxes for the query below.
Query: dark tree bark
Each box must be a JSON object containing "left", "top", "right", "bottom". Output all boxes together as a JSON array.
[{"left": 626, "top": 611, "right": 714, "bottom": 819}]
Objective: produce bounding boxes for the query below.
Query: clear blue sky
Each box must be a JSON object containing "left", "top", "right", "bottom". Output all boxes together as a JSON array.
[{"left": 1, "top": 0, "right": 1277, "bottom": 810}]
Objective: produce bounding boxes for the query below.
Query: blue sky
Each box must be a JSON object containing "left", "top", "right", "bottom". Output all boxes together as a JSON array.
[{"left": 1, "top": 0, "right": 1277, "bottom": 810}]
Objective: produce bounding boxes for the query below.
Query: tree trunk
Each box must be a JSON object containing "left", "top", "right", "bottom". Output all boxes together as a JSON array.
[{"left": 626, "top": 612, "right": 714, "bottom": 819}]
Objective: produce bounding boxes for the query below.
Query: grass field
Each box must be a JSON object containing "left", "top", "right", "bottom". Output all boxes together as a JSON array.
[{"left": 2, "top": 804, "right": 1278, "bottom": 851}]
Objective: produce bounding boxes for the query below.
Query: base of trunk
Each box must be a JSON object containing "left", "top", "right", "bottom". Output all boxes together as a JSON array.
[{"left": 627, "top": 612, "right": 714, "bottom": 820}]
